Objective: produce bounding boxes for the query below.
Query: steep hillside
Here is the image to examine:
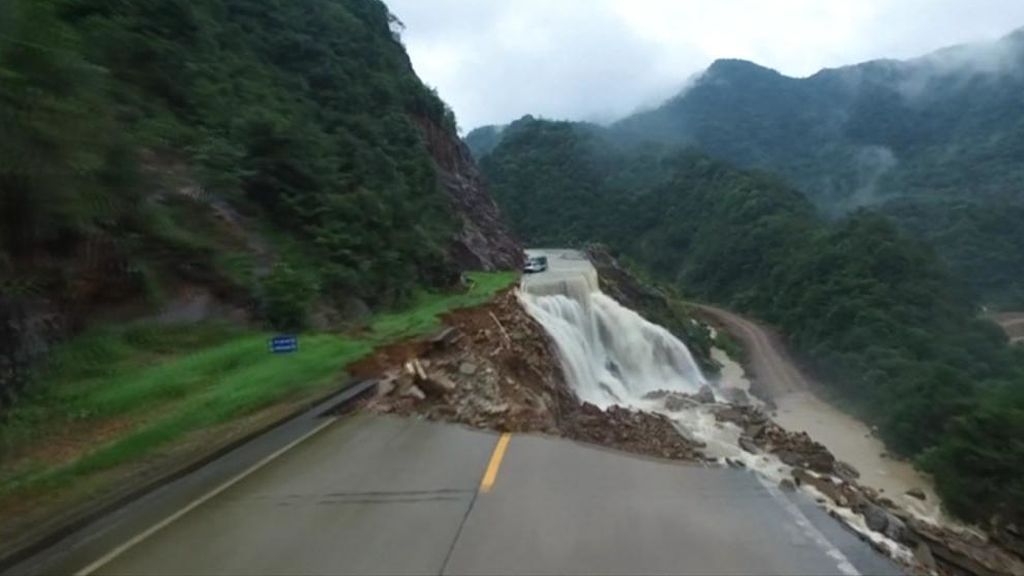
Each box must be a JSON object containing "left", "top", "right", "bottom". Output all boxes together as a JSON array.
[
  {"left": 0, "top": 0, "right": 519, "bottom": 405},
  {"left": 481, "top": 116, "right": 1024, "bottom": 529},
  {"left": 597, "top": 28, "right": 1024, "bottom": 308}
]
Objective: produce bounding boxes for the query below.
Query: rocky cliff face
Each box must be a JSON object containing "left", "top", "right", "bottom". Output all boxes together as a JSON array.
[{"left": 416, "top": 117, "right": 523, "bottom": 271}]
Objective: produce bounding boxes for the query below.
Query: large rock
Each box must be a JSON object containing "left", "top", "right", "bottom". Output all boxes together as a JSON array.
[
  {"left": 664, "top": 392, "right": 696, "bottom": 412},
  {"left": 863, "top": 503, "right": 889, "bottom": 533},
  {"left": 721, "top": 387, "right": 751, "bottom": 406},
  {"left": 419, "top": 371, "right": 457, "bottom": 397},
  {"left": 834, "top": 460, "right": 860, "bottom": 482},
  {"left": 695, "top": 385, "right": 716, "bottom": 404}
]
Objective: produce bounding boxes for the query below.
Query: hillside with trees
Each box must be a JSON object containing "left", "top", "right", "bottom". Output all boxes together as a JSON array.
[
  {"left": 1, "top": 0, "right": 519, "bottom": 407},
  {"left": 469, "top": 29, "right": 1024, "bottom": 308},
  {"left": 480, "top": 116, "right": 1024, "bottom": 530}
]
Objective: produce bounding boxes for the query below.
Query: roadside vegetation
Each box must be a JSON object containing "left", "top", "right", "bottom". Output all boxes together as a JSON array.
[
  {"left": 481, "top": 116, "right": 1024, "bottom": 528},
  {"left": 0, "top": 271, "right": 516, "bottom": 499}
]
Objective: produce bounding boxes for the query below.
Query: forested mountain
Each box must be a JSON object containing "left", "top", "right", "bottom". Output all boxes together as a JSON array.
[
  {"left": 613, "top": 30, "right": 1024, "bottom": 307},
  {"left": 1, "top": 0, "right": 519, "bottom": 316},
  {"left": 481, "top": 116, "right": 1024, "bottom": 528},
  {"left": 469, "top": 30, "right": 1024, "bottom": 307},
  {"left": 0, "top": 0, "right": 519, "bottom": 405},
  {"left": 614, "top": 28, "right": 1024, "bottom": 209}
]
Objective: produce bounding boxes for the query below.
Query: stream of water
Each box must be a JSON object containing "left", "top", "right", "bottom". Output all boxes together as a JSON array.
[{"left": 519, "top": 260, "right": 955, "bottom": 556}]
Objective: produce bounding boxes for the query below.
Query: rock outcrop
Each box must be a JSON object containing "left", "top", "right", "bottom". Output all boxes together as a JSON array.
[{"left": 417, "top": 117, "right": 523, "bottom": 271}]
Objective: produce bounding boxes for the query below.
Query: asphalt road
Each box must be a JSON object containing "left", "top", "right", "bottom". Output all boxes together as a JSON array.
[
  {"left": 520, "top": 248, "right": 598, "bottom": 296},
  {"left": 67, "top": 413, "right": 895, "bottom": 576}
]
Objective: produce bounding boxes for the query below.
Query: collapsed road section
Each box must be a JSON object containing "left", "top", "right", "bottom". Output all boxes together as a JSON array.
[{"left": 363, "top": 248, "right": 1024, "bottom": 576}]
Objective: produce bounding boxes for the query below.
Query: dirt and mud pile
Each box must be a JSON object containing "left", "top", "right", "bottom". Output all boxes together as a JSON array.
[
  {"left": 355, "top": 285, "right": 1022, "bottom": 576},
  {"left": 715, "top": 404, "right": 1024, "bottom": 576},
  {"left": 352, "top": 289, "right": 705, "bottom": 462}
]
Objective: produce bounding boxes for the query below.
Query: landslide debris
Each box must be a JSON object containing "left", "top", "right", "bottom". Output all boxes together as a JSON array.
[
  {"left": 354, "top": 289, "right": 706, "bottom": 463},
  {"left": 714, "top": 404, "right": 1024, "bottom": 576},
  {"left": 355, "top": 287, "right": 1023, "bottom": 576},
  {"left": 584, "top": 245, "right": 718, "bottom": 375}
]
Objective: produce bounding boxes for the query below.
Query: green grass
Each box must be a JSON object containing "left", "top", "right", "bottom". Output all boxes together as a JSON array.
[{"left": 0, "top": 271, "right": 518, "bottom": 496}]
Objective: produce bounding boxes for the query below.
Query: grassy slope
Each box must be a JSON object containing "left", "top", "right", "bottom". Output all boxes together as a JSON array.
[{"left": 0, "top": 271, "right": 517, "bottom": 498}]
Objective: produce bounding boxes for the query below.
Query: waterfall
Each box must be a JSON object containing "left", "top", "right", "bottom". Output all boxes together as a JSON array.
[{"left": 519, "top": 276, "right": 706, "bottom": 409}]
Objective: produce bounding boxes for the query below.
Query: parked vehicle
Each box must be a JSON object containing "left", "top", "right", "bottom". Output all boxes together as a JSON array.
[{"left": 524, "top": 255, "right": 548, "bottom": 273}]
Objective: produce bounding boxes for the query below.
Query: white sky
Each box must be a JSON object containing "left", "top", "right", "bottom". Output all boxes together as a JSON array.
[{"left": 386, "top": 0, "right": 1024, "bottom": 131}]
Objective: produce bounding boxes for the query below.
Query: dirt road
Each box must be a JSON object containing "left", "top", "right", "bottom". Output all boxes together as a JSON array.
[
  {"left": 692, "top": 303, "right": 945, "bottom": 519},
  {"left": 989, "top": 312, "right": 1024, "bottom": 343},
  {"left": 691, "top": 304, "right": 806, "bottom": 401}
]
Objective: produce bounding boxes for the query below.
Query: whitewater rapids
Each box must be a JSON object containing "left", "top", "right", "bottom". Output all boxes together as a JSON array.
[
  {"left": 517, "top": 257, "right": 920, "bottom": 562},
  {"left": 519, "top": 275, "right": 706, "bottom": 408}
]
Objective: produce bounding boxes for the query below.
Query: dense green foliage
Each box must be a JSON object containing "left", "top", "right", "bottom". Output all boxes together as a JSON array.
[
  {"left": 599, "top": 33, "right": 1024, "bottom": 307},
  {"left": 1, "top": 0, "right": 462, "bottom": 316},
  {"left": 262, "top": 263, "right": 317, "bottom": 331},
  {"left": 482, "top": 117, "right": 1024, "bottom": 525},
  {"left": 614, "top": 31, "right": 1024, "bottom": 209},
  {"left": 884, "top": 199, "right": 1024, "bottom": 308}
]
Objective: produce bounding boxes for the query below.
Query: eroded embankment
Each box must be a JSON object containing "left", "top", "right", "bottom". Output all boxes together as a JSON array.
[
  {"left": 357, "top": 277, "right": 1024, "bottom": 576},
  {"left": 354, "top": 289, "right": 704, "bottom": 461}
]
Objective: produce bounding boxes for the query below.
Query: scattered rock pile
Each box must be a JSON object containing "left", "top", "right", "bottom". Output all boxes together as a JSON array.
[
  {"left": 356, "top": 289, "right": 707, "bottom": 462},
  {"left": 561, "top": 403, "right": 705, "bottom": 461},
  {"left": 355, "top": 288, "right": 1024, "bottom": 576},
  {"left": 714, "top": 405, "right": 1024, "bottom": 576}
]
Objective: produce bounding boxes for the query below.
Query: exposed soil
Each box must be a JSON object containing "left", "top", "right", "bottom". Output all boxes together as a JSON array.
[
  {"left": 715, "top": 404, "right": 1024, "bottom": 576},
  {"left": 362, "top": 288, "right": 707, "bottom": 462}
]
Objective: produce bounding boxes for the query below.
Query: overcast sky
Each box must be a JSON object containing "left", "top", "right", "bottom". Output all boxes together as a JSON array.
[{"left": 386, "top": 0, "right": 1024, "bottom": 131}]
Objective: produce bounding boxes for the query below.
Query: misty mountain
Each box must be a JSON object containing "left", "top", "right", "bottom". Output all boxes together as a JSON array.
[
  {"left": 479, "top": 116, "right": 1024, "bottom": 525},
  {"left": 614, "top": 27, "right": 1024, "bottom": 211}
]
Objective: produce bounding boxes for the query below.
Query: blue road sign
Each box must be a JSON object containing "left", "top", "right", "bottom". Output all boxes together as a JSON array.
[{"left": 269, "top": 335, "right": 299, "bottom": 354}]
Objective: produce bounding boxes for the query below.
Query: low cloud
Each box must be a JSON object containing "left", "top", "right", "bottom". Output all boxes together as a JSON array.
[{"left": 387, "top": 0, "right": 1024, "bottom": 131}]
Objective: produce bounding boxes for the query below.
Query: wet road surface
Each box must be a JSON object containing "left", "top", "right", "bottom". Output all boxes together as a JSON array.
[{"left": 68, "top": 414, "right": 895, "bottom": 575}]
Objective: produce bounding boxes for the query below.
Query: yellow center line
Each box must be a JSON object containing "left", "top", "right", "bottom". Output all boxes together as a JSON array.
[{"left": 479, "top": 433, "right": 511, "bottom": 493}]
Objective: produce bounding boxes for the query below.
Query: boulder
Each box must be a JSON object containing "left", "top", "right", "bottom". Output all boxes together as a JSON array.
[
  {"left": 695, "top": 385, "right": 716, "bottom": 404},
  {"left": 744, "top": 422, "right": 767, "bottom": 440},
  {"left": 906, "top": 487, "right": 926, "bottom": 501},
  {"left": 863, "top": 503, "right": 889, "bottom": 533},
  {"left": 884, "top": 513, "right": 910, "bottom": 544},
  {"left": 420, "top": 371, "right": 457, "bottom": 397},
  {"left": 664, "top": 393, "right": 695, "bottom": 412},
  {"left": 722, "top": 387, "right": 751, "bottom": 406},
  {"left": 739, "top": 435, "right": 760, "bottom": 453},
  {"left": 401, "top": 385, "right": 426, "bottom": 401},
  {"left": 459, "top": 361, "right": 478, "bottom": 376},
  {"left": 834, "top": 460, "right": 861, "bottom": 482},
  {"left": 779, "top": 478, "right": 797, "bottom": 492}
]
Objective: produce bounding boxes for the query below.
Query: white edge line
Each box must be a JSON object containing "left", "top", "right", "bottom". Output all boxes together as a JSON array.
[
  {"left": 757, "top": 475, "right": 860, "bottom": 576},
  {"left": 75, "top": 417, "right": 337, "bottom": 576}
]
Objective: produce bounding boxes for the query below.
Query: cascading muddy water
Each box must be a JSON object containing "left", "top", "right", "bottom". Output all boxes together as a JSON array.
[
  {"left": 518, "top": 253, "right": 919, "bottom": 562},
  {"left": 519, "top": 272, "right": 707, "bottom": 408}
]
